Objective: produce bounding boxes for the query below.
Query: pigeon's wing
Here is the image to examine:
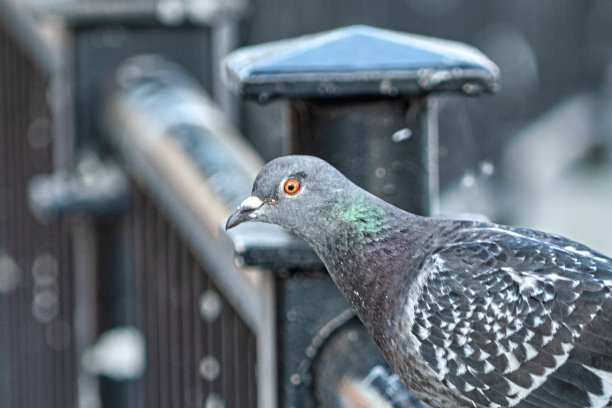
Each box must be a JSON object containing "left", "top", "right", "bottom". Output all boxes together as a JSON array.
[
  {"left": 476, "top": 224, "right": 612, "bottom": 264},
  {"left": 411, "top": 232, "right": 612, "bottom": 408}
]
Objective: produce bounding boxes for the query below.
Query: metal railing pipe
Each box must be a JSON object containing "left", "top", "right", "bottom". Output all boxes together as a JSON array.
[
  {"left": 0, "top": 0, "right": 57, "bottom": 75},
  {"left": 104, "top": 54, "right": 262, "bottom": 329},
  {"left": 313, "top": 321, "right": 431, "bottom": 408},
  {"left": 102, "top": 54, "right": 277, "bottom": 408}
]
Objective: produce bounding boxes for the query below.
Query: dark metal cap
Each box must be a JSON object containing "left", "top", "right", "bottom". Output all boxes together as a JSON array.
[
  {"left": 223, "top": 25, "right": 500, "bottom": 101},
  {"left": 32, "top": 0, "right": 247, "bottom": 27}
]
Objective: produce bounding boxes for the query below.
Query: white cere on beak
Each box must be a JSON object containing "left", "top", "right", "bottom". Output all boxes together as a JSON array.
[{"left": 240, "top": 196, "right": 264, "bottom": 212}]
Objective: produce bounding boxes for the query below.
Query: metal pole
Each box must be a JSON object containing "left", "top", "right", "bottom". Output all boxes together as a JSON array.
[{"left": 313, "top": 320, "right": 431, "bottom": 408}]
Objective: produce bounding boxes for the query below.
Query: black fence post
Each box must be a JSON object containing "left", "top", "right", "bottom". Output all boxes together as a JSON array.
[{"left": 224, "top": 25, "right": 499, "bottom": 407}]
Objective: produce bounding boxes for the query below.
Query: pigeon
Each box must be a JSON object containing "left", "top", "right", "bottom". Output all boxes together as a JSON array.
[{"left": 226, "top": 155, "right": 612, "bottom": 408}]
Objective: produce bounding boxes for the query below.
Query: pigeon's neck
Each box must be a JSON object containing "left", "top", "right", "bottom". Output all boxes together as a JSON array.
[
  {"left": 289, "top": 189, "right": 395, "bottom": 248},
  {"left": 297, "top": 192, "right": 396, "bottom": 251},
  {"left": 300, "top": 191, "right": 430, "bottom": 336},
  {"left": 329, "top": 195, "right": 392, "bottom": 238}
]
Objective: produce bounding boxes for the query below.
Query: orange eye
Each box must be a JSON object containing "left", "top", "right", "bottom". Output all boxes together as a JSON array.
[{"left": 283, "top": 178, "right": 300, "bottom": 195}]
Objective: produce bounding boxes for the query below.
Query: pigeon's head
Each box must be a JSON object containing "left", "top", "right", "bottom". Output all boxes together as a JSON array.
[{"left": 225, "top": 155, "right": 350, "bottom": 233}]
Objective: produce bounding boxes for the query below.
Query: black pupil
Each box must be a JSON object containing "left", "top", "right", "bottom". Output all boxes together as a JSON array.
[{"left": 288, "top": 183, "right": 295, "bottom": 191}]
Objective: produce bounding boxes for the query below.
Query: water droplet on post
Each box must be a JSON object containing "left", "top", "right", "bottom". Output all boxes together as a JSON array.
[
  {"left": 32, "top": 253, "right": 59, "bottom": 285},
  {"left": 462, "top": 172, "right": 476, "bottom": 188},
  {"left": 391, "top": 128, "right": 412, "bottom": 143},
  {"left": 383, "top": 183, "right": 396, "bottom": 195},
  {"left": 199, "top": 290, "right": 223, "bottom": 322},
  {"left": 156, "top": 0, "right": 185, "bottom": 25},
  {"left": 479, "top": 160, "right": 495, "bottom": 176},
  {"left": 200, "top": 355, "right": 221, "bottom": 381},
  {"left": 233, "top": 256, "right": 244, "bottom": 268},
  {"left": 257, "top": 92, "right": 271, "bottom": 104},
  {"left": 32, "top": 289, "right": 59, "bottom": 323},
  {"left": 205, "top": 393, "right": 225, "bottom": 408},
  {"left": 379, "top": 78, "right": 398, "bottom": 96},
  {"left": 317, "top": 82, "right": 338, "bottom": 96},
  {"left": 462, "top": 82, "right": 483, "bottom": 95},
  {"left": 0, "top": 255, "right": 20, "bottom": 294}
]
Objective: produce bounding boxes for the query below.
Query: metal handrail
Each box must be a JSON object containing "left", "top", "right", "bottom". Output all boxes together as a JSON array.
[
  {"left": 0, "top": 0, "right": 57, "bottom": 75},
  {"left": 102, "top": 54, "right": 277, "bottom": 408}
]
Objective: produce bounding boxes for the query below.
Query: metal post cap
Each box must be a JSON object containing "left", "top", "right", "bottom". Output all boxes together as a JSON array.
[{"left": 223, "top": 25, "right": 500, "bottom": 101}]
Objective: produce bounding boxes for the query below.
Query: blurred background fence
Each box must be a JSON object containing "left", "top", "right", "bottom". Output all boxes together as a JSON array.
[
  {"left": 1, "top": 1, "right": 612, "bottom": 407},
  {"left": 0, "top": 5, "right": 76, "bottom": 406}
]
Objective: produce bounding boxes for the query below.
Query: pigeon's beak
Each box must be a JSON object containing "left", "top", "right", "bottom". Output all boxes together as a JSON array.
[{"left": 225, "top": 196, "right": 264, "bottom": 230}]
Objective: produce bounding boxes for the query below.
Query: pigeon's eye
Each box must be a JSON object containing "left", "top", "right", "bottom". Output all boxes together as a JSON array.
[{"left": 283, "top": 178, "right": 300, "bottom": 195}]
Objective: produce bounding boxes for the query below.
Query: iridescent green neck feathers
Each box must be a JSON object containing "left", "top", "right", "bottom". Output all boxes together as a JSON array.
[{"left": 330, "top": 196, "right": 390, "bottom": 238}]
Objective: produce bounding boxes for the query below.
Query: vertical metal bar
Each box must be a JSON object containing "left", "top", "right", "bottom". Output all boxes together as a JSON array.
[
  {"left": 179, "top": 242, "right": 193, "bottom": 407},
  {"left": 7, "top": 42, "right": 21, "bottom": 407},
  {"left": 10, "top": 45, "right": 21, "bottom": 408},
  {"left": 72, "top": 216, "right": 101, "bottom": 407},
  {"left": 19, "top": 43, "right": 34, "bottom": 408},
  {"left": 129, "top": 188, "right": 142, "bottom": 406},
  {"left": 168, "top": 226, "right": 181, "bottom": 408},
  {"left": 426, "top": 98, "right": 440, "bottom": 216},
  {"left": 157, "top": 205, "right": 171, "bottom": 408},
  {"left": 142, "top": 197, "right": 160, "bottom": 408},
  {"left": 209, "top": 282, "right": 223, "bottom": 401},
  {"left": 221, "top": 291, "right": 233, "bottom": 406},
  {"left": 0, "top": 28, "right": 10, "bottom": 407},
  {"left": 193, "top": 258, "right": 205, "bottom": 407},
  {"left": 248, "top": 329, "right": 258, "bottom": 407},
  {"left": 212, "top": 21, "right": 241, "bottom": 125}
]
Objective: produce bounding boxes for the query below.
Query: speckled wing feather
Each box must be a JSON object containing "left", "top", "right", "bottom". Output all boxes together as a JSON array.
[{"left": 411, "top": 226, "right": 612, "bottom": 408}]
